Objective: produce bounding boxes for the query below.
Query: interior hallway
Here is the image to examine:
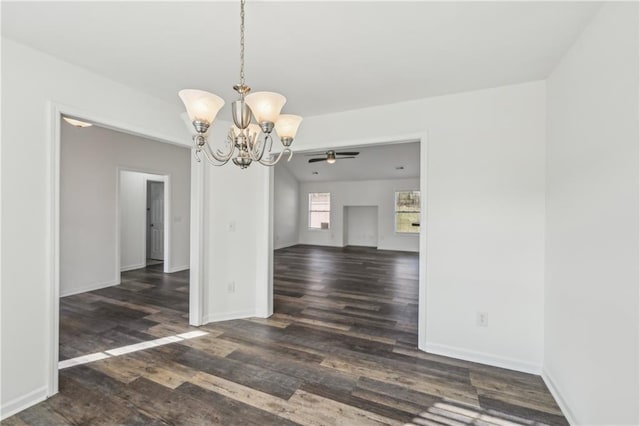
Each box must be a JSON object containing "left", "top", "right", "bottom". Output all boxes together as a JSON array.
[{"left": 4, "top": 246, "right": 566, "bottom": 425}]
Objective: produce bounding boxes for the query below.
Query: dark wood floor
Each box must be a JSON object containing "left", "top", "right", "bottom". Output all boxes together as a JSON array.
[
  {"left": 58, "top": 263, "right": 190, "bottom": 361},
  {"left": 3, "top": 245, "right": 567, "bottom": 425}
]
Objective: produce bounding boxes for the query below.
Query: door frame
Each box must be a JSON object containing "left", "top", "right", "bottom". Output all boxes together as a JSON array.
[
  {"left": 260, "top": 132, "right": 429, "bottom": 350},
  {"left": 146, "top": 178, "right": 168, "bottom": 265},
  {"left": 47, "top": 102, "right": 204, "bottom": 397},
  {"left": 116, "top": 169, "right": 170, "bottom": 273}
]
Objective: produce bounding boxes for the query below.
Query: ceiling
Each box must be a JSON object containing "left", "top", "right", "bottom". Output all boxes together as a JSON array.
[
  {"left": 1, "top": 2, "right": 600, "bottom": 117},
  {"left": 280, "top": 142, "right": 420, "bottom": 183}
]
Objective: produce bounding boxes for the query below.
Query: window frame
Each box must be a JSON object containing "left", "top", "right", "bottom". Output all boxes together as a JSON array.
[
  {"left": 394, "top": 190, "right": 420, "bottom": 234},
  {"left": 308, "top": 192, "right": 331, "bottom": 230}
]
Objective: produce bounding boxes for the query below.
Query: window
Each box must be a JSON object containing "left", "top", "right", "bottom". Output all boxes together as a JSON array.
[
  {"left": 395, "top": 190, "right": 420, "bottom": 233},
  {"left": 309, "top": 192, "right": 330, "bottom": 229}
]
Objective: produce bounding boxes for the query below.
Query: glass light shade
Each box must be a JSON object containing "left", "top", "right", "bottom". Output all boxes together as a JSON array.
[
  {"left": 244, "top": 91, "right": 286, "bottom": 124},
  {"left": 326, "top": 157, "right": 337, "bottom": 164},
  {"left": 231, "top": 123, "right": 261, "bottom": 137},
  {"left": 274, "top": 114, "right": 303, "bottom": 139},
  {"left": 178, "top": 89, "right": 225, "bottom": 124}
]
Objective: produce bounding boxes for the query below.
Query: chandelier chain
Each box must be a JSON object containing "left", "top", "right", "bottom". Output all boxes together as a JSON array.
[{"left": 239, "top": 0, "right": 245, "bottom": 88}]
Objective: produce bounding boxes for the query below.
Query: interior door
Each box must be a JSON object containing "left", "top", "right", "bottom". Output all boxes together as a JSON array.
[{"left": 147, "top": 181, "right": 164, "bottom": 261}]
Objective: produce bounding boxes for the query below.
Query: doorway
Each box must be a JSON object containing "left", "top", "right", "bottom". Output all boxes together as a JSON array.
[
  {"left": 118, "top": 170, "right": 170, "bottom": 273},
  {"left": 51, "top": 105, "right": 198, "bottom": 396},
  {"left": 146, "top": 180, "right": 165, "bottom": 265},
  {"left": 269, "top": 138, "right": 427, "bottom": 348}
]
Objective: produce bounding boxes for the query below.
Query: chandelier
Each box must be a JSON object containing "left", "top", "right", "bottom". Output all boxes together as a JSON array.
[{"left": 178, "top": 0, "right": 302, "bottom": 169}]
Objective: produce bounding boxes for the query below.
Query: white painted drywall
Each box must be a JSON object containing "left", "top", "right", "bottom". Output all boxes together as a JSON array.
[
  {"left": 298, "top": 179, "right": 419, "bottom": 252},
  {"left": 544, "top": 3, "right": 639, "bottom": 425},
  {"left": 203, "top": 152, "right": 266, "bottom": 321},
  {"left": 274, "top": 164, "right": 299, "bottom": 249},
  {"left": 0, "top": 38, "right": 191, "bottom": 417},
  {"left": 60, "top": 124, "right": 190, "bottom": 296},
  {"left": 119, "top": 171, "right": 167, "bottom": 272},
  {"left": 345, "top": 206, "right": 378, "bottom": 247},
  {"left": 293, "top": 81, "right": 546, "bottom": 371}
]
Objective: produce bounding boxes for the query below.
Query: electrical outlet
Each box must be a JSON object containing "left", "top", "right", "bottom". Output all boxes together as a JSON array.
[
  {"left": 476, "top": 312, "right": 489, "bottom": 327},
  {"left": 228, "top": 281, "right": 236, "bottom": 293}
]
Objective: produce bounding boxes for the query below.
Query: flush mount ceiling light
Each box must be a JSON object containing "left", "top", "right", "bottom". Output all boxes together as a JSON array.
[
  {"left": 63, "top": 117, "right": 93, "bottom": 128},
  {"left": 178, "top": 0, "right": 302, "bottom": 169}
]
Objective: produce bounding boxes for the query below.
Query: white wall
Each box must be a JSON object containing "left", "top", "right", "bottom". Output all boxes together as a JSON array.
[
  {"left": 119, "top": 171, "right": 167, "bottom": 272},
  {"left": 60, "top": 124, "right": 190, "bottom": 296},
  {"left": 203, "top": 156, "right": 268, "bottom": 321},
  {"left": 298, "top": 179, "right": 420, "bottom": 252},
  {"left": 544, "top": 3, "right": 639, "bottom": 425},
  {"left": 0, "top": 38, "right": 192, "bottom": 418},
  {"left": 294, "top": 81, "right": 546, "bottom": 372},
  {"left": 274, "top": 164, "right": 299, "bottom": 249},
  {"left": 345, "top": 206, "right": 378, "bottom": 247}
]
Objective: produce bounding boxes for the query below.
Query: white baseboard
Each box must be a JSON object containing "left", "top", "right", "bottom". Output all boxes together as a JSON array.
[
  {"left": 377, "top": 245, "right": 419, "bottom": 253},
  {"left": 60, "top": 279, "right": 120, "bottom": 297},
  {"left": 542, "top": 368, "right": 577, "bottom": 425},
  {"left": 202, "top": 309, "right": 255, "bottom": 324},
  {"left": 254, "top": 308, "right": 273, "bottom": 319},
  {"left": 424, "top": 341, "right": 541, "bottom": 375},
  {"left": 167, "top": 264, "right": 189, "bottom": 273},
  {"left": 120, "top": 263, "right": 145, "bottom": 272},
  {"left": 274, "top": 242, "right": 298, "bottom": 250},
  {"left": 297, "top": 242, "right": 343, "bottom": 248},
  {"left": 1, "top": 386, "right": 48, "bottom": 420}
]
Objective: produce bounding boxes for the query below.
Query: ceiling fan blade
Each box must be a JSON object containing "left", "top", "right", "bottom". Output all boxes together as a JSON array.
[
  {"left": 304, "top": 152, "right": 329, "bottom": 156},
  {"left": 335, "top": 156, "right": 357, "bottom": 160},
  {"left": 335, "top": 151, "right": 359, "bottom": 156},
  {"left": 308, "top": 158, "right": 327, "bottom": 163}
]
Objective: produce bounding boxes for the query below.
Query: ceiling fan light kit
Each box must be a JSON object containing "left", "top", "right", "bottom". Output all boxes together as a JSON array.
[
  {"left": 307, "top": 150, "right": 360, "bottom": 164},
  {"left": 178, "top": 0, "right": 302, "bottom": 169}
]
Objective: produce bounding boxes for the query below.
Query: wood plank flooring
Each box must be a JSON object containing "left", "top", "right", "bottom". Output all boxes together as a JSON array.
[{"left": 3, "top": 245, "right": 567, "bottom": 425}]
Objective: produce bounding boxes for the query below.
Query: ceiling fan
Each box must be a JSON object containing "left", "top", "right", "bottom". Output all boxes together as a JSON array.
[{"left": 306, "top": 150, "right": 360, "bottom": 164}]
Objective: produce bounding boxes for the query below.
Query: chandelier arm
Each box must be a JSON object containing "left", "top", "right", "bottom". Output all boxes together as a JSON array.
[
  {"left": 254, "top": 133, "right": 273, "bottom": 162},
  {"left": 199, "top": 145, "right": 220, "bottom": 165},
  {"left": 266, "top": 134, "right": 274, "bottom": 155},
  {"left": 200, "top": 142, "right": 232, "bottom": 166},
  {"left": 199, "top": 134, "right": 237, "bottom": 165},
  {"left": 213, "top": 128, "right": 238, "bottom": 158},
  {"left": 248, "top": 132, "right": 268, "bottom": 162},
  {"left": 214, "top": 140, "right": 230, "bottom": 156},
  {"left": 258, "top": 148, "right": 290, "bottom": 166},
  {"left": 193, "top": 133, "right": 229, "bottom": 163},
  {"left": 207, "top": 128, "right": 239, "bottom": 163}
]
